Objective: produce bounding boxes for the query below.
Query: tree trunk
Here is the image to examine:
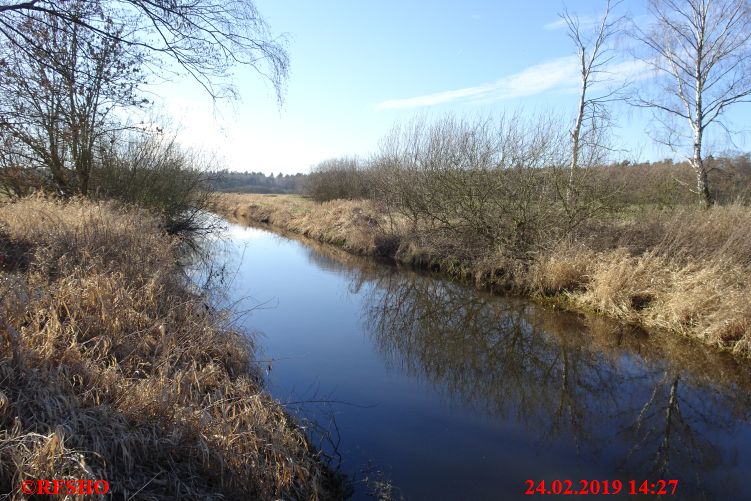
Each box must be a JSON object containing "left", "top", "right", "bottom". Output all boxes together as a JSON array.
[
  {"left": 692, "top": 127, "right": 712, "bottom": 208},
  {"left": 692, "top": 44, "right": 712, "bottom": 209},
  {"left": 77, "top": 161, "right": 90, "bottom": 196},
  {"left": 567, "top": 51, "right": 587, "bottom": 203}
]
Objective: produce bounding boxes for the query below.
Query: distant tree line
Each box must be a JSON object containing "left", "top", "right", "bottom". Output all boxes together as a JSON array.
[
  {"left": 597, "top": 154, "right": 751, "bottom": 206},
  {"left": 209, "top": 170, "right": 308, "bottom": 194}
]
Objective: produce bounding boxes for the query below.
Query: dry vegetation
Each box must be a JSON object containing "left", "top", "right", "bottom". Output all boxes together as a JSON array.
[
  {"left": 216, "top": 193, "right": 751, "bottom": 358},
  {"left": 0, "top": 196, "right": 343, "bottom": 500},
  {"left": 216, "top": 194, "right": 387, "bottom": 256}
]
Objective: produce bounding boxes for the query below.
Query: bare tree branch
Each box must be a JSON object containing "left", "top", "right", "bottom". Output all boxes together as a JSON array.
[
  {"left": 562, "top": 0, "right": 626, "bottom": 201},
  {"left": 0, "top": 0, "right": 289, "bottom": 100},
  {"left": 629, "top": 0, "right": 751, "bottom": 207}
]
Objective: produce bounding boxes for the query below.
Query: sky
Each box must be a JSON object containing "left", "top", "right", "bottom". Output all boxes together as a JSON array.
[{"left": 150, "top": 0, "right": 751, "bottom": 175}]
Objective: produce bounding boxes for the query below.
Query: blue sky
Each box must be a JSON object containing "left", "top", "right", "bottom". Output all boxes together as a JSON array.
[{"left": 152, "top": 0, "right": 751, "bottom": 175}]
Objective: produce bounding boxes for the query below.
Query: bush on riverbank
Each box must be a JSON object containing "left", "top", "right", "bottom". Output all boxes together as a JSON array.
[
  {"left": 304, "top": 157, "right": 372, "bottom": 203},
  {"left": 0, "top": 196, "right": 342, "bottom": 499},
  {"left": 2, "top": 132, "right": 218, "bottom": 238},
  {"left": 91, "top": 133, "right": 216, "bottom": 237},
  {"left": 217, "top": 193, "right": 751, "bottom": 358}
]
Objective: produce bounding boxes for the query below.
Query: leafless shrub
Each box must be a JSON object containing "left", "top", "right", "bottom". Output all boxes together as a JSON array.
[
  {"left": 369, "top": 113, "right": 610, "bottom": 260},
  {"left": 304, "top": 157, "right": 372, "bottom": 202},
  {"left": 92, "top": 132, "right": 216, "bottom": 237}
]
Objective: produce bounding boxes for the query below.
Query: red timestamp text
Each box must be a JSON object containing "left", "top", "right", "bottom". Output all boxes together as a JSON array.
[{"left": 524, "top": 479, "right": 678, "bottom": 496}]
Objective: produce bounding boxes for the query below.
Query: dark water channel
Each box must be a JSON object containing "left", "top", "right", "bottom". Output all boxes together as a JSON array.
[{"left": 204, "top": 220, "right": 751, "bottom": 500}]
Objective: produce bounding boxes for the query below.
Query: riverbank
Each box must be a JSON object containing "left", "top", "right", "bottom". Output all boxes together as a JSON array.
[
  {"left": 215, "top": 193, "right": 751, "bottom": 359},
  {"left": 0, "top": 196, "right": 344, "bottom": 499}
]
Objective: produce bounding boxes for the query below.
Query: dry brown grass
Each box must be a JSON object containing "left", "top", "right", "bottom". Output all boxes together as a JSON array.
[
  {"left": 215, "top": 194, "right": 751, "bottom": 358},
  {"left": 529, "top": 242, "right": 597, "bottom": 295},
  {"left": 0, "top": 195, "right": 342, "bottom": 500},
  {"left": 571, "top": 206, "right": 751, "bottom": 354},
  {"left": 216, "top": 193, "right": 394, "bottom": 256}
]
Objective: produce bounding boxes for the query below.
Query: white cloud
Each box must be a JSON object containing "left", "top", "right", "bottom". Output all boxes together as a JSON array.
[
  {"left": 375, "top": 82, "right": 501, "bottom": 110},
  {"left": 543, "top": 14, "right": 600, "bottom": 31},
  {"left": 374, "top": 56, "right": 655, "bottom": 111},
  {"left": 542, "top": 18, "right": 569, "bottom": 31},
  {"left": 375, "top": 56, "right": 580, "bottom": 110},
  {"left": 605, "top": 59, "right": 654, "bottom": 83}
]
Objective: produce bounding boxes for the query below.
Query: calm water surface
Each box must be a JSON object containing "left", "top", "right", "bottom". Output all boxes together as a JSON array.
[{"left": 205, "top": 220, "right": 751, "bottom": 500}]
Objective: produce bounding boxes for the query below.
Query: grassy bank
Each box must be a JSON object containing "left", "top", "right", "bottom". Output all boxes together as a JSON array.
[
  {"left": 216, "top": 193, "right": 751, "bottom": 359},
  {"left": 0, "top": 196, "right": 343, "bottom": 500}
]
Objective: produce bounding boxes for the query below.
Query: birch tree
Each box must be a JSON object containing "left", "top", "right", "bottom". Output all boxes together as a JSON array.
[
  {"left": 631, "top": 0, "right": 751, "bottom": 208},
  {"left": 561, "top": 0, "right": 625, "bottom": 201}
]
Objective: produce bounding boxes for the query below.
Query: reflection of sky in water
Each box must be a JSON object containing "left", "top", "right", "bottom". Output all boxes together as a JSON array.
[
  {"left": 202, "top": 219, "right": 751, "bottom": 501},
  {"left": 222, "top": 224, "right": 270, "bottom": 242}
]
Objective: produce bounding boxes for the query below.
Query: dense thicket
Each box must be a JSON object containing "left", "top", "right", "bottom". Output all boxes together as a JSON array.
[{"left": 299, "top": 113, "right": 751, "bottom": 276}]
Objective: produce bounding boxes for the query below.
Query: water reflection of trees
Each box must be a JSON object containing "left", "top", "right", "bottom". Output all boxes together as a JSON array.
[
  {"left": 359, "top": 268, "right": 751, "bottom": 497},
  {"left": 276, "top": 232, "right": 751, "bottom": 498}
]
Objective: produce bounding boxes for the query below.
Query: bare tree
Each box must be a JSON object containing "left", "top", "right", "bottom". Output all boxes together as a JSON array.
[
  {"left": 0, "top": 0, "right": 289, "bottom": 100},
  {"left": 631, "top": 0, "right": 751, "bottom": 207},
  {"left": 0, "top": 0, "right": 288, "bottom": 196},
  {"left": 0, "top": 1, "right": 146, "bottom": 194},
  {"left": 561, "top": 0, "right": 625, "bottom": 200},
  {"left": 369, "top": 113, "right": 608, "bottom": 260}
]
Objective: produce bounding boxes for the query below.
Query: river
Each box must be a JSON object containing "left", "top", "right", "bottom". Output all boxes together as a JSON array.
[{"left": 198, "top": 219, "right": 751, "bottom": 500}]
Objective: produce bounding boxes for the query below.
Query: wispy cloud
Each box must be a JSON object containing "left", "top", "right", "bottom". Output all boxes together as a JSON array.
[
  {"left": 543, "top": 14, "right": 600, "bottom": 31},
  {"left": 606, "top": 59, "right": 654, "bottom": 83},
  {"left": 542, "top": 18, "right": 569, "bottom": 31},
  {"left": 375, "top": 56, "right": 579, "bottom": 110},
  {"left": 374, "top": 57, "right": 654, "bottom": 111}
]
